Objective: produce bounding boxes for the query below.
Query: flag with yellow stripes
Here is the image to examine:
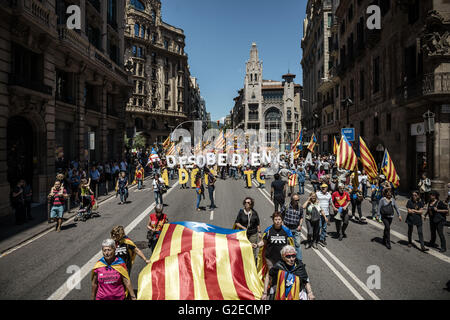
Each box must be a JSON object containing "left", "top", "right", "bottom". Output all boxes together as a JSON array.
[{"left": 137, "top": 222, "right": 263, "bottom": 300}]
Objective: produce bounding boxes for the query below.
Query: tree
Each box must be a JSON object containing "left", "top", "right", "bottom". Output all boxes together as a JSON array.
[{"left": 133, "top": 132, "right": 146, "bottom": 150}]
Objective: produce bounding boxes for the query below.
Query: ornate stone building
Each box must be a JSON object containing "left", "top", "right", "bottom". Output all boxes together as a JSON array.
[
  {"left": 301, "top": 0, "right": 334, "bottom": 150},
  {"left": 312, "top": 0, "right": 449, "bottom": 194},
  {"left": 0, "top": 0, "right": 132, "bottom": 215},
  {"left": 231, "top": 43, "right": 302, "bottom": 149},
  {"left": 124, "top": 0, "right": 202, "bottom": 144}
]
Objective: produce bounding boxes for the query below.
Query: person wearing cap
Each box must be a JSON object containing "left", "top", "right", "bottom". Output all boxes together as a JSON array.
[
  {"left": 316, "top": 183, "right": 332, "bottom": 246},
  {"left": 147, "top": 204, "right": 169, "bottom": 252},
  {"left": 331, "top": 183, "right": 351, "bottom": 241}
]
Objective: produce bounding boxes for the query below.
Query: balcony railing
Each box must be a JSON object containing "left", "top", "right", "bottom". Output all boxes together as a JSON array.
[
  {"left": 9, "top": 74, "right": 52, "bottom": 95},
  {"left": 397, "top": 73, "right": 450, "bottom": 104}
]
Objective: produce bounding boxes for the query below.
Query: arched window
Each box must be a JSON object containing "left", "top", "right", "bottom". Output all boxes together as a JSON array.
[{"left": 130, "top": 0, "right": 145, "bottom": 11}]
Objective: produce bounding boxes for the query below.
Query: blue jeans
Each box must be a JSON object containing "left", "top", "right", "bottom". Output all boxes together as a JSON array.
[
  {"left": 208, "top": 186, "right": 215, "bottom": 208},
  {"left": 290, "top": 229, "right": 303, "bottom": 262},
  {"left": 119, "top": 188, "right": 128, "bottom": 203},
  {"left": 50, "top": 205, "right": 64, "bottom": 219},
  {"left": 298, "top": 182, "right": 305, "bottom": 195},
  {"left": 371, "top": 199, "right": 380, "bottom": 219},
  {"left": 137, "top": 180, "right": 142, "bottom": 190},
  {"left": 319, "top": 215, "right": 328, "bottom": 241},
  {"left": 154, "top": 191, "right": 163, "bottom": 204},
  {"left": 196, "top": 193, "right": 201, "bottom": 209}
]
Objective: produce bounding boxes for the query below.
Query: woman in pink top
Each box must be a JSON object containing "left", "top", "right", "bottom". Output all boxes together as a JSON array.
[
  {"left": 317, "top": 166, "right": 326, "bottom": 180},
  {"left": 91, "top": 239, "right": 136, "bottom": 300}
]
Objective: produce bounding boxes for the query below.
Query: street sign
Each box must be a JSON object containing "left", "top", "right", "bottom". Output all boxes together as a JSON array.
[{"left": 341, "top": 128, "right": 355, "bottom": 142}]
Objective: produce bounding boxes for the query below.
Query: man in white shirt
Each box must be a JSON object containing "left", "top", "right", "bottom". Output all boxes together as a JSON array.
[
  {"left": 316, "top": 183, "right": 332, "bottom": 246},
  {"left": 358, "top": 170, "right": 368, "bottom": 198}
]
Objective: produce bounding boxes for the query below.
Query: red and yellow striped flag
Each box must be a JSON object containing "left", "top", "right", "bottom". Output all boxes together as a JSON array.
[
  {"left": 165, "top": 142, "right": 176, "bottom": 156},
  {"left": 307, "top": 134, "right": 317, "bottom": 153},
  {"left": 214, "top": 131, "right": 225, "bottom": 152},
  {"left": 336, "top": 135, "right": 357, "bottom": 171},
  {"left": 333, "top": 136, "right": 339, "bottom": 155},
  {"left": 162, "top": 136, "right": 171, "bottom": 150},
  {"left": 359, "top": 137, "right": 378, "bottom": 180},
  {"left": 137, "top": 222, "right": 263, "bottom": 300},
  {"left": 381, "top": 149, "right": 400, "bottom": 187}
]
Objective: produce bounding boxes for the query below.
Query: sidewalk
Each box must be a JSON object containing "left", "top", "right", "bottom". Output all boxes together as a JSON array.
[{"left": 0, "top": 176, "right": 147, "bottom": 255}]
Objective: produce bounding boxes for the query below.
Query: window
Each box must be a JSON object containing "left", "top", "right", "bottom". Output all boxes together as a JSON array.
[
  {"left": 137, "top": 47, "right": 142, "bottom": 58},
  {"left": 374, "top": 116, "right": 379, "bottom": 136},
  {"left": 404, "top": 45, "right": 417, "bottom": 80},
  {"left": 255, "top": 74, "right": 257, "bottom": 82},
  {"left": 138, "top": 81, "right": 143, "bottom": 94},
  {"left": 130, "top": 0, "right": 145, "bottom": 11},
  {"left": 327, "top": 13, "right": 332, "bottom": 27},
  {"left": 141, "top": 25, "right": 145, "bottom": 38},
  {"left": 151, "top": 10, "right": 156, "bottom": 24},
  {"left": 386, "top": 113, "right": 392, "bottom": 132},
  {"left": 134, "top": 23, "right": 140, "bottom": 37},
  {"left": 373, "top": 56, "right": 380, "bottom": 93},
  {"left": 164, "top": 39, "right": 169, "bottom": 50},
  {"left": 348, "top": 4, "right": 353, "bottom": 21},
  {"left": 152, "top": 33, "right": 157, "bottom": 44},
  {"left": 107, "top": 0, "right": 117, "bottom": 26}
]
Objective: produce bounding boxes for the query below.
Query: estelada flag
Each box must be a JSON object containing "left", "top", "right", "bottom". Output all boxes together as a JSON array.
[
  {"left": 307, "top": 134, "right": 317, "bottom": 153},
  {"left": 291, "top": 129, "right": 303, "bottom": 151},
  {"left": 333, "top": 136, "right": 339, "bottom": 155},
  {"left": 336, "top": 135, "right": 357, "bottom": 171},
  {"left": 381, "top": 149, "right": 400, "bottom": 187},
  {"left": 137, "top": 222, "right": 263, "bottom": 300},
  {"left": 288, "top": 173, "right": 297, "bottom": 187},
  {"left": 359, "top": 137, "right": 378, "bottom": 180}
]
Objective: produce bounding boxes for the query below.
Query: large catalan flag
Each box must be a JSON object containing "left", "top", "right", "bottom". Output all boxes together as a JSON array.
[
  {"left": 333, "top": 136, "right": 339, "bottom": 155},
  {"left": 381, "top": 149, "right": 400, "bottom": 187},
  {"left": 307, "top": 134, "right": 317, "bottom": 153},
  {"left": 137, "top": 222, "right": 263, "bottom": 300},
  {"left": 336, "top": 135, "right": 357, "bottom": 171},
  {"left": 359, "top": 137, "right": 378, "bottom": 180}
]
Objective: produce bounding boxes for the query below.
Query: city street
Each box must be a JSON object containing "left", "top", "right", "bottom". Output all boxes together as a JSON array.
[{"left": 0, "top": 175, "right": 448, "bottom": 300}]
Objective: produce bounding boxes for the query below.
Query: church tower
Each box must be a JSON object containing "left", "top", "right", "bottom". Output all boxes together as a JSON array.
[{"left": 244, "top": 43, "right": 263, "bottom": 129}]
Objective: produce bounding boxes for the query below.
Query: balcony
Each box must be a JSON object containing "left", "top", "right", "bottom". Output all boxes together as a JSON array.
[
  {"left": 6, "top": 0, "right": 57, "bottom": 32},
  {"left": 396, "top": 73, "right": 450, "bottom": 106},
  {"left": 126, "top": 105, "right": 188, "bottom": 118}
]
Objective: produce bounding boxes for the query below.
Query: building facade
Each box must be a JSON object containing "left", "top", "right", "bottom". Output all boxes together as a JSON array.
[
  {"left": 305, "top": 0, "right": 450, "bottom": 194},
  {"left": 124, "top": 0, "right": 203, "bottom": 145},
  {"left": 231, "top": 43, "right": 303, "bottom": 148},
  {"left": 0, "top": 0, "right": 132, "bottom": 215},
  {"left": 301, "top": 0, "right": 334, "bottom": 151}
]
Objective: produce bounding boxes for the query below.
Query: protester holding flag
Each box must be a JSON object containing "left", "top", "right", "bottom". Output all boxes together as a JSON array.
[
  {"left": 263, "top": 245, "right": 314, "bottom": 300},
  {"left": 377, "top": 189, "right": 402, "bottom": 250},
  {"left": 110, "top": 226, "right": 149, "bottom": 275},
  {"left": 91, "top": 239, "right": 135, "bottom": 300},
  {"left": 146, "top": 204, "right": 169, "bottom": 252},
  {"left": 234, "top": 197, "right": 261, "bottom": 261}
]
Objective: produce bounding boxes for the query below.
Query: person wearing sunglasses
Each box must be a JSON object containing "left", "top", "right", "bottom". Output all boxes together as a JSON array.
[
  {"left": 234, "top": 197, "right": 261, "bottom": 261},
  {"left": 261, "top": 245, "right": 315, "bottom": 300}
]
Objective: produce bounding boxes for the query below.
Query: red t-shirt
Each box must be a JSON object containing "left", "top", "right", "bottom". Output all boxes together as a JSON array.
[
  {"left": 149, "top": 213, "right": 168, "bottom": 239},
  {"left": 332, "top": 191, "right": 350, "bottom": 208}
]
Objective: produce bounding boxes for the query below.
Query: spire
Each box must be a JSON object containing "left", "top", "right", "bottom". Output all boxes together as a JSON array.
[{"left": 250, "top": 42, "right": 259, "bottom": 62}]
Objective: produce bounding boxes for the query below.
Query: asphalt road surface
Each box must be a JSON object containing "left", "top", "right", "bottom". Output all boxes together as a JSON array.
[{"left": 0, "top": 175, "right": 449, "bottom": 300}]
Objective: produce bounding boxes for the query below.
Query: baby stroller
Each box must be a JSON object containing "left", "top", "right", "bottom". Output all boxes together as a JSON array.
[{"left": 75, "top": 195, "right": 99, "bottom": 222}]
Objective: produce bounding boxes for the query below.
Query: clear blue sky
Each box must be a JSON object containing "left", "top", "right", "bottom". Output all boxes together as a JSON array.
[{"left": 162, "top": 0, "right": 307, "bottom": 122}]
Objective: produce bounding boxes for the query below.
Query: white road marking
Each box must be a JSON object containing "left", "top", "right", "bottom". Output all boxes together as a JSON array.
[
  {"left": 47, "top": 181, "right": 179, "bottom": 300},
  {"left": 302, "top": 186, "right": 450, "bottom": 265},
  {"left": 252, "top": 179, "right": 373, "bottom": 300}
]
